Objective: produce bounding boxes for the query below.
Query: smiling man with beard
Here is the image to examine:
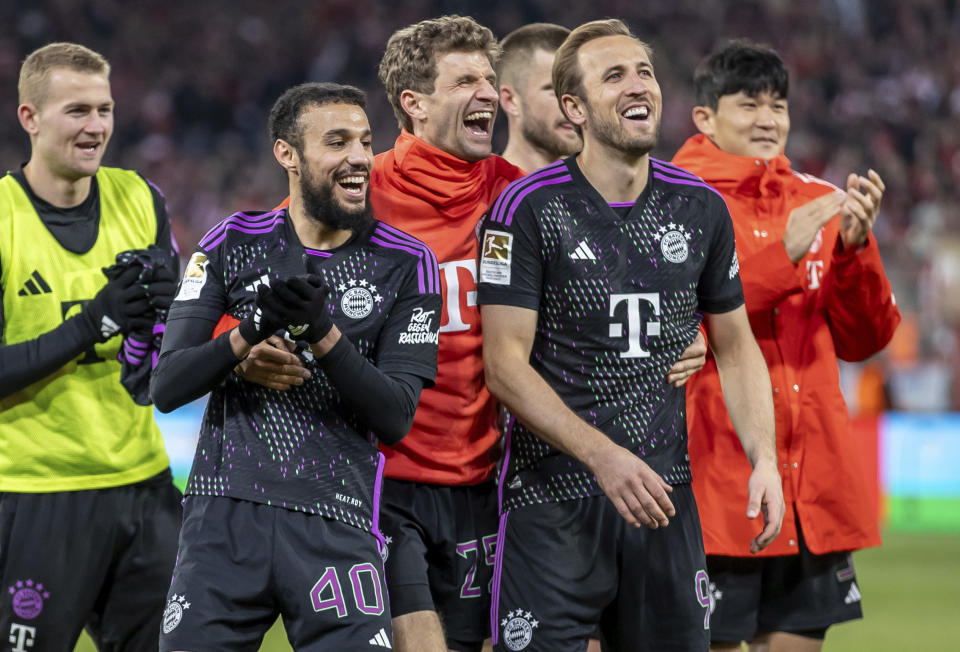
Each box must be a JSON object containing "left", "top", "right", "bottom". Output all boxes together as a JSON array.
[
  {"left": 150, "top": 83, "right": 441, "bottom": 651},
  {"left": 478, "top": 20, "right": 784, "bottom": 651},
  {"left": 498, "top": 23, "right": 581, "bottom": 173}
]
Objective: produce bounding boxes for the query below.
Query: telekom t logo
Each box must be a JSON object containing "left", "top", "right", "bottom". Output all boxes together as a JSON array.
[
  {"left": 9, "top": 624, "right": 36, "bottom": 651},
  {"left": 609, "top": 293, "right": 660, "bottom": 358},
  {"left": 439, "top": 260, "right": 477, "bottom": 333}
]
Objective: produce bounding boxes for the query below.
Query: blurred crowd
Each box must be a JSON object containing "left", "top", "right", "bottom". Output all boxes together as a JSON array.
[{"left": 2, "top": 0, "right": 958, "bottom": 410}]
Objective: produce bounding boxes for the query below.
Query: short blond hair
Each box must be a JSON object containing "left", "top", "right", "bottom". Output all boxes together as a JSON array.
[
  {"left": 552, "top": 19, "right": 651, "bottom": 103},
  {"left": 18, "top": 42, "right": 110, "bottom": 107},
  {"left": 379, "top": 15, "right": 500, "bottom": 132}
]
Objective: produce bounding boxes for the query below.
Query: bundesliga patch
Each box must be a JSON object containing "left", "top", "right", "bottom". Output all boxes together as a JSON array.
[
  {"left": 652, "top": 223, "right": 692, "bottom": 264},
  {"left": 479, "top": 230, "right": 512, "bottom": 285},
  {"left": 176, "top": 252, "right": 209, "bottom": 301}
]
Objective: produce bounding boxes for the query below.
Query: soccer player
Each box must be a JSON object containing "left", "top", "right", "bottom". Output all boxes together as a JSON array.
[
  {"left": 478, "top": 20, "right": 785, "bottom": 651},
  {"left": 242, "top": 17, "right": 709, "bottom": 652},
  {"left": 673, "top": 41, "right": 900, "bottom": 652},
  {"left": 0, "top": 43, "right": 180, "bottom": 651},
  {"left": 498, "top": 23, "right": 581, "bottom": 173},
  {"left": 151, "top": 83, "right": 441, "bottom": 650}
]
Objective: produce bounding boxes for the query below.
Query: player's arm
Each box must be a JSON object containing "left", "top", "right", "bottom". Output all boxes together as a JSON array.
[
  {"left": 150, "top": 246, "right": 242, "bottom": 412},
  {"left": 820, "top": 170, "right": 900, "bottom": 360},
  {"left": 256, "top": 274, "right": 438, "bottom": 445},
  {"left": 0, "top": 262, "right": 153, "bottom": 400},
  {"left": 703, "top": 305, "right": 784, "bottom": 553},
  {"left": 482, "top": 303, "right": 675, "bottom": 529},
  {"left": 737, "top": 191, "right": 845, "bottom": 317}
]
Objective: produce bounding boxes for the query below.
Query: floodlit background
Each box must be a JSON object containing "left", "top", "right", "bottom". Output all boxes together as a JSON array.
[{"left": 1, "top": 1, "right": 956, "bottom": 650}]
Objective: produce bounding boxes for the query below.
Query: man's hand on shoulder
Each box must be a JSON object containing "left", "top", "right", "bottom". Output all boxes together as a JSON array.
[
  {"left": 840, "top": 169, "right": 885, "bottom": 251},
  {"left": 587, "top": 441, "right": 676, "bottom": 530},
  {"left": 783, "top": 191, "right": 845, "bottom": 264},
  {"left": 746, "top": 457, "right": 785, "bottom": 554}
]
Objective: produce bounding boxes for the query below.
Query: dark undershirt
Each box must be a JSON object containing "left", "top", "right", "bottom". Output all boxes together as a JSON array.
[
  {"left": 0, "top": 169, "right": 175, "bottom": 399},
  {"left": 151, "top": 313, "right": 424, "bottom": 446}
]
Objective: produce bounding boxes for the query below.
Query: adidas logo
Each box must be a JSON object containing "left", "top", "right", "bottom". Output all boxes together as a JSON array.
[
  {"left": 100, "top": 315, "right": 121, "bottom": 339},
  {"left": 844, "top": 582, "right": 861, "bottom": 604},
  {"left": 570, "top": 240, "right": 597, "bottom": 261},
  {"left": 245, "top": 274, "right": 271, "bottom": 293},
  {"left": 368, "top": 627, "right": 391, "bottom": 648},
  {"left": 17, "top": 270, "right": 52, "bottom": 296}
]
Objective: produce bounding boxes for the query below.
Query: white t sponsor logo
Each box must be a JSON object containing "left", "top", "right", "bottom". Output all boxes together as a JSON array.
[
  {"left": 609, "top": 293, "right": 660, "bottom": 358},
  {"left": 8, "top": 624, "right": 36, "bottom": 652}
]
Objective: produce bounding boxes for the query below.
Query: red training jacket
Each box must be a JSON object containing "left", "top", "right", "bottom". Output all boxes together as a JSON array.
[{"left": 673, "top": 134, "right": 900, "bottom": 557}]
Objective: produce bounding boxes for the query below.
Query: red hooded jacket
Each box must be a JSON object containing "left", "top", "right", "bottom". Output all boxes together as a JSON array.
[
  {"left": 673, "top": 134, "right": 900, "bottom": 557},
  {"left": 372, "top": 131, "right": 524, "bottom": 485}
]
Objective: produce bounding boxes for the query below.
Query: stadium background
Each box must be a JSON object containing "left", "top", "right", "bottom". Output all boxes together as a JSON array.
[{"left": 1, "top": 1, "right": 957, "bottom": 650}]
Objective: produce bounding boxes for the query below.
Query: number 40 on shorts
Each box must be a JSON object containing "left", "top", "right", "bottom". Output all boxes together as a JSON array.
[{"left": 311, "top": 563, "right": 385, "bottom": 617}]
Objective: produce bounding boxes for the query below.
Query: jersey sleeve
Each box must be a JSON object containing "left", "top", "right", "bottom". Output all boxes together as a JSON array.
[
  {"left": 167, "top": 243, "right": 227, "bottom": 323},
  {"left": 697, "top": 195, "right": 746, "bottom": 314},
  {"left": 475, "top": 196, "right": 543, "bottom": 310},
  {"left": 372, "top": 255, "right": 442, "bottom": 386}
]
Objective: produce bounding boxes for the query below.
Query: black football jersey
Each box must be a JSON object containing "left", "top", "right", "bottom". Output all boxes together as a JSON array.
[
  {"left": 169, "top": 209, "right": 441, "bottom": 532},
  {"left": 477, "top": 157, "right": 743, "bottom": 511}
]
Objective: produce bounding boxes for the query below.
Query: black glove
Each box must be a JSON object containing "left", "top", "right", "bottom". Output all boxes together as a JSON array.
[
  {"left": 145, "top": 279, "right": 177, "bottom": 311},
  {"left": 236, "top": 285, "right": 285, "bottom": 345},
  {"left": 83, "top": 266, "right": 152, "bottom": 341},
  {"left": 259, "top": 275, "right": 334, "bottom": 343}
]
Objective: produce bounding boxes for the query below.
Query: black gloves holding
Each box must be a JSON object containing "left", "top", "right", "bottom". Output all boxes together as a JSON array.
[
  {"left": 90, "top": 245, "right": 178, "bottom": 341},
  {"left": 84, "top": 266, "right": 153, "bottom": 341},
  {"left": 238, "top": 275, "right": 334, "bottom": 346}
]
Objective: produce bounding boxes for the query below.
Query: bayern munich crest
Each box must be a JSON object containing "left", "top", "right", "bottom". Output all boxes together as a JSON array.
[
  {"left": 653, "top": 222, "right": 693, "bottom": 263},
  {"left": 8, "top": 579, "right": 49, "bottom": 620},
  {"left": 501, "top": 608, "right": 539, "bottom": 650},
  {"left": 336, "top": 278, "right": 382, "bottom": 319},
  {"left": 162, "top": 594, "right": 191, "bottom": 634}
]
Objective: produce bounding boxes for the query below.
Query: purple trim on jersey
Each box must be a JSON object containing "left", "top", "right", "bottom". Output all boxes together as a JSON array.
[
  {"left": 608, "top": 201, "right": 635, "bottom": 208},
  {"left": 198, "top": 209, "right": 285, "bottom": 249},
  {"left": 501, "top": 175, "right": 573, "bottom": 226},
  {"left": 498, "top": 416, "right": 515, "bottom": 514},
  {"left": 369, "top": 237, "right": 427, "bottom": 294},
  {"left": 371, "top": 452, "right": 387, "bottom": 549},
  {"left": 144, "top": 176, "right": 166, "bottom": 198},
  {"left": 652, "top": 172, "right": 726, "bottom": 200},
  {"left": 651, "top": 158, "right": 700, "bottom": 180},
  {"left": 304, "top": 247, "right": 332, "bottom": 258},
  {"left": 202, "top": 220, "right": 286, "bottom": 250},
  {"left": 153, "top": 322, "right": 165, "bottom": 337},
  {"left": 490, "top": 510, "right": 510, "bottom": 645},
  {"left": 371, "top": 223, "right": 441, "bottom": 294},
  {"left": 489, "top": 160, "right": 567, "bottom": 221}
]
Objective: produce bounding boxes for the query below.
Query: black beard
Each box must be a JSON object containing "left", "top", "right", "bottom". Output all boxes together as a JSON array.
[{"left": 300, "top": 167, "right": 373, "bottom": 232}]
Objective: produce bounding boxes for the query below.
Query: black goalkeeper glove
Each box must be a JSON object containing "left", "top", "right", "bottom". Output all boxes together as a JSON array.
[
  {"left": 83, "top": 266, "right": 152, "bottom": 341},
  {"left": 236, "top": 285, "right": 285, "bottom": 346},
  {"left": 259, "top": 275, "right": 334, "bottom": 344}
]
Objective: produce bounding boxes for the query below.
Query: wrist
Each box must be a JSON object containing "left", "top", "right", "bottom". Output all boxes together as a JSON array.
[{"left": 309, "top": 325, "right": 342, "bottom": 358}]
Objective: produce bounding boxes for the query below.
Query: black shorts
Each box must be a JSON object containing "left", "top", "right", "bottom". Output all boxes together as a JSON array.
[
  {"left": 707, "top": 524, "right": 863, "bottom": 644},
  {"left": 0, "top": 470, "right": 181, "bottom": 652},
  {"left": 160, "top": 495, "right": 392, "bottom": 652},
  {"left": 491, "top": 485, "right": 710, "bottom": 652},
  {"left": 379, "top": 478, "right": 498, "bottom": 651}
]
